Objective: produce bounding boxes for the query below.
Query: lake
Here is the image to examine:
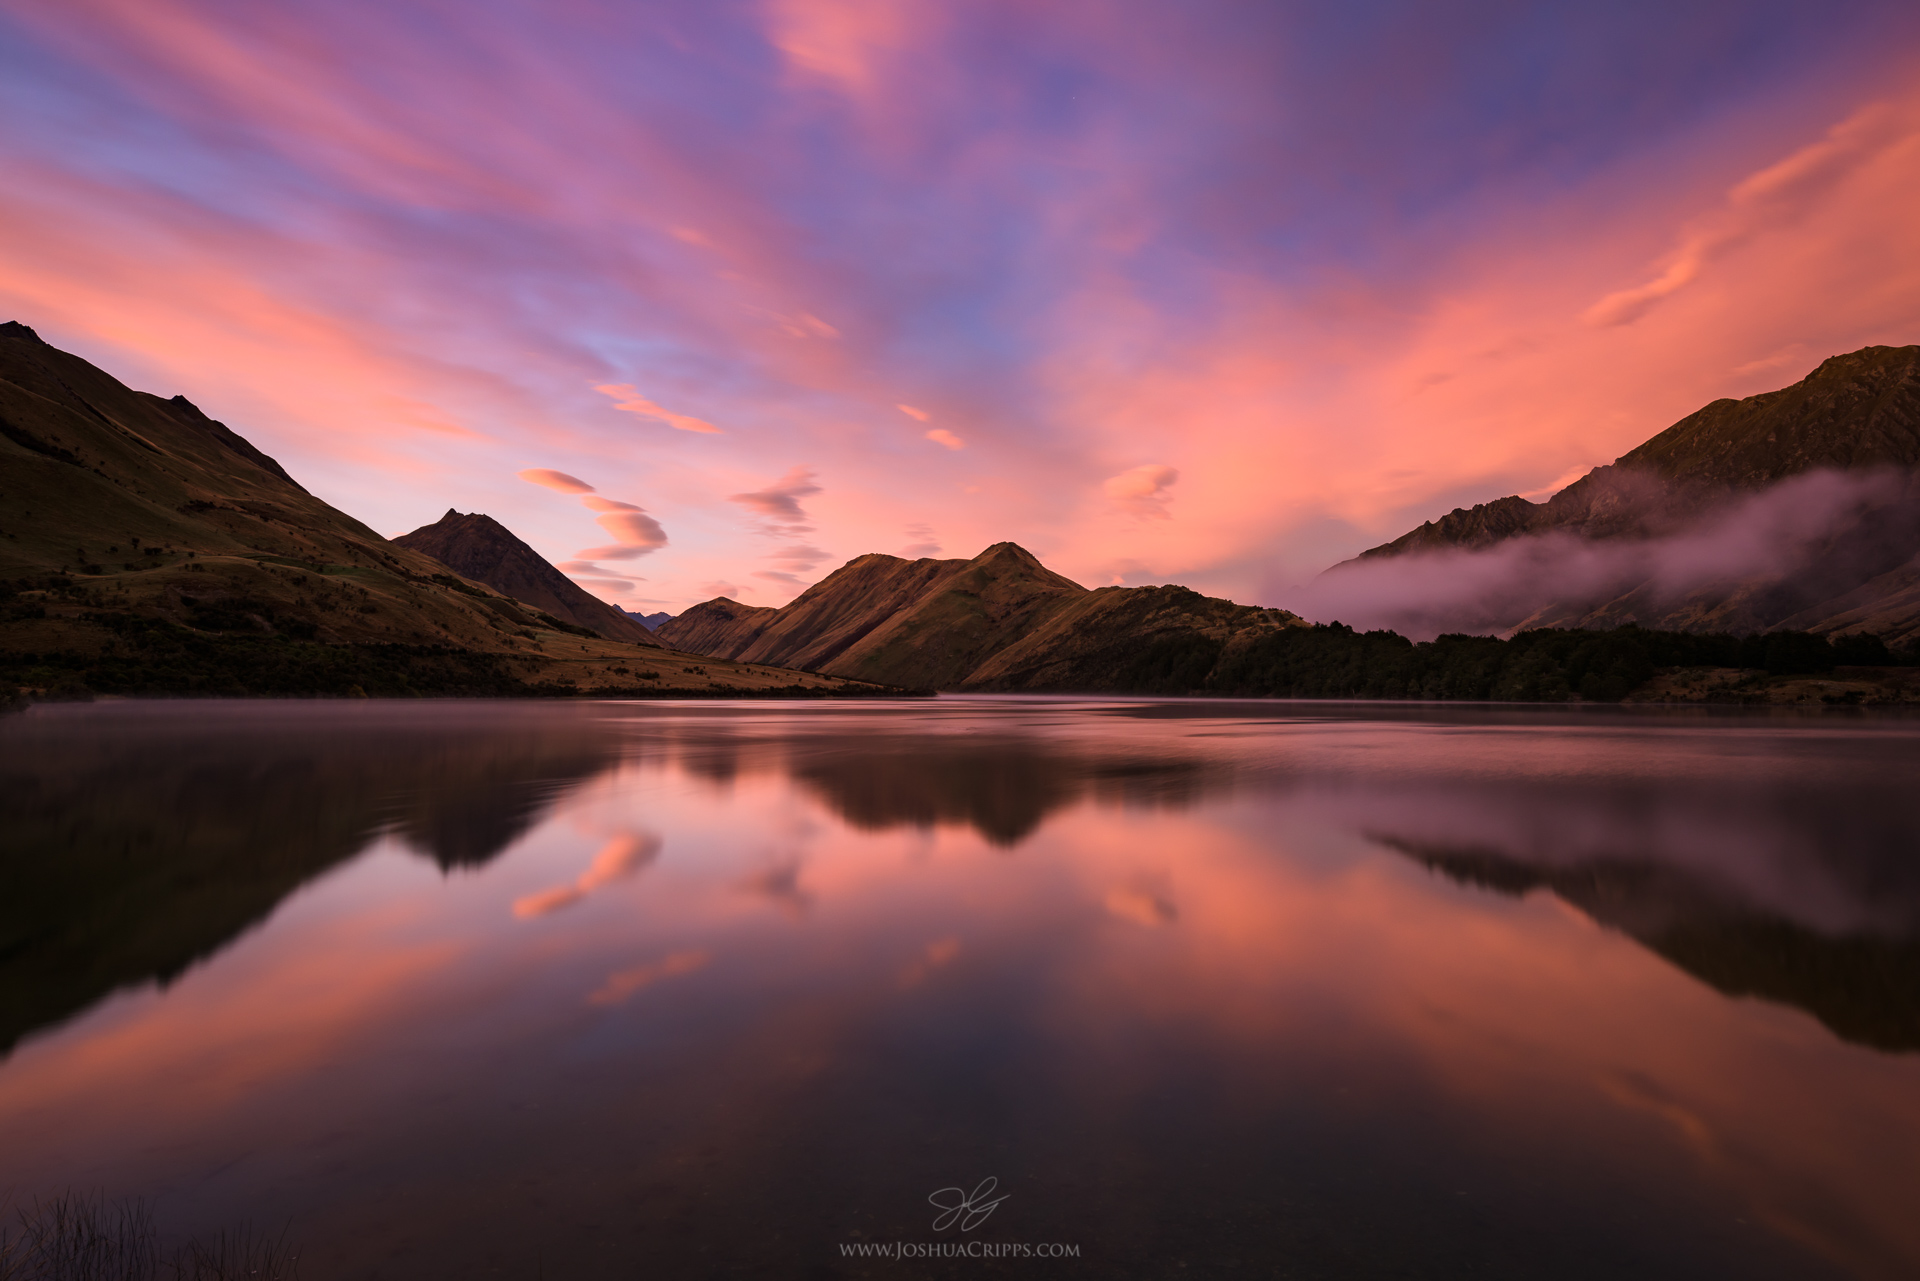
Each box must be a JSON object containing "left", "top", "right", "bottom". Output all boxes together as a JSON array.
[{"left": 2, "top": 698, "right": 1917, "bottom": 1279}]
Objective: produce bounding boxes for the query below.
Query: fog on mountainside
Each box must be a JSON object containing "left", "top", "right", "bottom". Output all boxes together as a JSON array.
[
  {"left": 1301, "top": 468, "right": 1920, "bottom": 643},
  {"left": 1306, "top": 344, "right": 1920, "bottom": 644}
]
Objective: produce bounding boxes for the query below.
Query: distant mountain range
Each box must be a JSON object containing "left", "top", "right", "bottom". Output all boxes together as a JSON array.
[
  {"left": 659, "top": 541, "right": 1303, "bottom": 690},
  {"left": 7, "top": 318, "right": 1917, "bottom": 703},
  {"left": 652, "top": 344, "right": 1920, "bottom": 699},
  {"left": 0, "top": 322, "right": 886, "bottom": 699},
  {"left": 1330, "top": 344, "right": 1920, "bottom": 642}
]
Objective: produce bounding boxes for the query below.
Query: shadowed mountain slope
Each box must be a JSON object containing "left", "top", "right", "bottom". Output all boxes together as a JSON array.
[
  {"left": 393, "top": 509, "right": 657, "bottom": 645},
  {"left": 660, "top": 597, "right": 779, "bottom": 657},
  {"left": 1335, "top": 345, "right": 1920, "bottom": 642},
  {"left": 0, "top": 322, "right": 886, "bottom": 697},
  {"left": 660, "top": 541, "right": 1303, "bottom": 691}
]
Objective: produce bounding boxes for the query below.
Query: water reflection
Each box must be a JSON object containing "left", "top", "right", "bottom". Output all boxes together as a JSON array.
[
  {"left": 0, "top": 699, "right": 1916, "bottom": 1279},
  {"left": 0, "top": 702, "right": 622, "bottom": 1055},
  {"left": 1389, "top": 839, "right": 1920, "bottom": 1052}
]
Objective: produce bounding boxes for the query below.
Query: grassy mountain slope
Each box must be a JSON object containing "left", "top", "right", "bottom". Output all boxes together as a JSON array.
[
  {"left": 0, "top": 322, "right": 887, "bottom": 698},
  {"left": 656, "top": 597, "right": 781, "bottom": 658},
  {"left": 804, "top": 542, "right": 1089, "bottom": 689},
  {"left": 393, "top": 508, "right": 659, "bottom": 645},
  {"left": 660, "top": 541, "right": 1306, "bottom": 692}
]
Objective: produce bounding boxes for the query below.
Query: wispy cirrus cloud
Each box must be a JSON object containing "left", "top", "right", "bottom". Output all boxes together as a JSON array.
[
  {"left": 4, "top": 0, "right": 1918, "bottom": 616},
  {"left": 1583, "top": 101, "right": 1916, "bottom": 327}
]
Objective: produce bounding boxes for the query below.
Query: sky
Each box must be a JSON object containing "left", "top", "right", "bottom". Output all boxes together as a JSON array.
[{"left": 3, "top": 0, "right": 1920, "bottom": 614}]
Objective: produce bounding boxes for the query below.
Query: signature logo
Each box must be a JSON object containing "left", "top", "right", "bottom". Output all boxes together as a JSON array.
[{"left": 928, "top": 1177, "right": 1009, "bottom": 1232}]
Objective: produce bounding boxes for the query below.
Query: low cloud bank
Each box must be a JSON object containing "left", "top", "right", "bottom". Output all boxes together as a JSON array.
[{"left": 1295, "top": 469, "right": 1918, "bottom": 640}]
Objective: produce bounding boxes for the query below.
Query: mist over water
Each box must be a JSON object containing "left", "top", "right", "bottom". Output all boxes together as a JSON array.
[
  {"left": 2, "top": 699, "right": 1918, "bottom": 1278},
  {"left": 1296, "top": 469, "right": 1920, "bottom": 639}
]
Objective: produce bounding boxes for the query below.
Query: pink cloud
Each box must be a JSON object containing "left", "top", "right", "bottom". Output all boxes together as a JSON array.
[
  {"left": 5, "top": 0, "right": 1919, "bottom": 619},
  {"left": 900, "top": 523, "right": 942, "bottom": 557},
  {"left": 514, "top": 832, "right": 663, "bottom": 919},
  {"left": 1102, "top": 464, "right": 1178, "bottom": 519},
  {"left": 592, "top": 509, "right": 667, "bottom": 550},
  {"left": 588, "top": 949, "right": 710, "bottom": 1006},
  {"left": 576, "top": 543, "right": 657, "bottom": 562},
  {"left": 729, "top": 466, "right": 822, "bottom": 532},
  {"left": 925, "top": 428, "right": 965, "bottom": 450}
]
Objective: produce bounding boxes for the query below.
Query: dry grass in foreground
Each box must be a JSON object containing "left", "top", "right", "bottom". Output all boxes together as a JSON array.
[{"left": 0, "top": 1192, "right": 297, "bottom": 1281}]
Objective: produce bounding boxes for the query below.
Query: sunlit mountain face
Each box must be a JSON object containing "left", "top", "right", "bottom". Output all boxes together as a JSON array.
[
  {"left": 4, "top": 1, "right": 1920, "bottom": 614},
  {"left": 3, "top": 699, "right": 1917, "bottom": 1277}
]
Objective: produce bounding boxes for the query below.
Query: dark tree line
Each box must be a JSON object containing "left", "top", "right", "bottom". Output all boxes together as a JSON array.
[{"left": 1105, "top": 622, "right": 1914, "bottom": 702}]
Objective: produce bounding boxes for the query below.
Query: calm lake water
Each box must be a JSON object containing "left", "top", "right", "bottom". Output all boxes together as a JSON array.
[{"left": 2, "top": 698, "right": 1918, "bottom": 1279}]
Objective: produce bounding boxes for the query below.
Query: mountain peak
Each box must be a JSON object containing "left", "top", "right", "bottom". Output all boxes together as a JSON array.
[{"left": 393, "top": 510, "right": 658, "bottom": 646}]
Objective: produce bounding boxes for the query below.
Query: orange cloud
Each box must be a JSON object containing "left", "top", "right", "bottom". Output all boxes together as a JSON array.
[
  {"left": 517, "top": 468, "right": 595, "bottom": 493},
  {"left": 925, "top": 428, "right": 964, "bottom": 450},
  {"left": 1583, "top": 102, "right": 1914, "bottom": 327},
  {"left": 592, "top": 384, "right": 722, "bottom": 434},
  {"left": 896, "top": 403, "right": 930, "bottom": 421}
]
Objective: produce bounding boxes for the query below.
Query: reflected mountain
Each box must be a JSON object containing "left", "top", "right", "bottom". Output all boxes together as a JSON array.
[
  {"left": 786, "top": 737, "right": 1213, "bottom": 847},
  {"left": 0, "top": 703, "right": 621, "bottom": 1056},
  {"left": 1381, "top": 836, "right": 1920, "bottom": 1052}
]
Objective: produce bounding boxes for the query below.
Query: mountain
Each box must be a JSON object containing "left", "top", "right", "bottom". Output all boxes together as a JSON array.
[
  {"left": 659, "top": 541, "right": 1305, "bottom": 691},
  {"left": 0, "top": 321, "right": 889, "bottom": 698},
  {"left": 662, "top": 596, "right": 779, "bottom": 656},
  {"left": 1338, "top": 344, "right": 1920, "bottom": 641},
  {"left": 393, "top": 509, "right": 658, "bottom": 645},
  {"left": 623, "top": 609, "right": 673, "bottom": 630}
]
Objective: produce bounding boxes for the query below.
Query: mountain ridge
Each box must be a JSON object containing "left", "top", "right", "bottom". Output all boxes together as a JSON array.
[
  {"left": 659, "top": 542, "right": 1304, "bottom": 691},
  {"left": 0, "top": 323, "right": 890, "bottom": 699}
]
